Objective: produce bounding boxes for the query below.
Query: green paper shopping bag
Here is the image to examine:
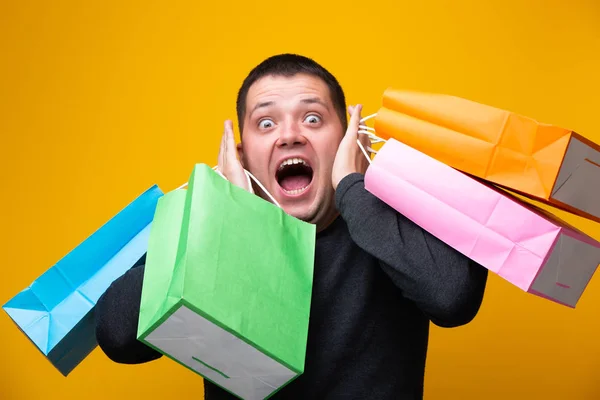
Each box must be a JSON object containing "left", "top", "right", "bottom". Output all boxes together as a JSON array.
[{"left": 137, "top": 164, "right": 316, "bottom": 400}]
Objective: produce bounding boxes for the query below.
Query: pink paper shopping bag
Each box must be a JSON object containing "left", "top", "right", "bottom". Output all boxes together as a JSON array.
[{"left": 364, "top": 138, "right": 600, "bottom": 308}]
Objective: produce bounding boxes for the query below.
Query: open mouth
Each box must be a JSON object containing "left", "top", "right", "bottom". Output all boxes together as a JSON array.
[{"left": 276, "top": 157, "right": 314, "bottom": 196}]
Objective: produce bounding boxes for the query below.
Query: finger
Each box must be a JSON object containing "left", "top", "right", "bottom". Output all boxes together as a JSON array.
[
  {"left": 345, "top": 104, "right": 363, "bottom": 139},
  {"left": 219, "top": 120, "right": 233, "bottom": 173},
  {"left": 218, "top": 121, "right": 227, "bottom": 171},
  {"left": 217, "top": 127, "right": 223, "bottom": 170},
  {"left": 354, "top": 104, "right": 363, "bottom": 121},
  {"left": 225, "top": 120, "right": 238, "bottom": 163}
]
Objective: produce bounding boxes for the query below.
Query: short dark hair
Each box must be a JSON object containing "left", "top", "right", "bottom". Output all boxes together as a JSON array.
[{"left": 235, "top": 53, "right": 347, "bottom": 134}]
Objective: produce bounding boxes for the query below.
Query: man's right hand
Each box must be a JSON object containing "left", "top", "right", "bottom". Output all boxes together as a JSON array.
[{"left": 217, "top": 120, "right": 253, "bottom": 193}]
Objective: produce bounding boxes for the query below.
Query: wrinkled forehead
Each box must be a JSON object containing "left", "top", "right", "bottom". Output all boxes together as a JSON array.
[{"left": 245, "top": 73, "right": 333, "bottom": 114}]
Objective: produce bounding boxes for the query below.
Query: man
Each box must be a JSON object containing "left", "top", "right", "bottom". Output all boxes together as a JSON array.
[{"left": 95, "top": 54, "right": 488, "bottom": 399}]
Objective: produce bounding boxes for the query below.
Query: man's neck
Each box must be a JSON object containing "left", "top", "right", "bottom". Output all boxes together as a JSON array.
[{"left": 315, "top": 210, "right": 340, "bottom": 233}]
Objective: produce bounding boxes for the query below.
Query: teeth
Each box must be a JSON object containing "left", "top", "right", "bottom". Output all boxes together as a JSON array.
[
  {"left": 283, "top": 186, "right": 310, "bottom": 195},
  {"left": 279, "top": 158, "right": 308, "bottom": 170}
]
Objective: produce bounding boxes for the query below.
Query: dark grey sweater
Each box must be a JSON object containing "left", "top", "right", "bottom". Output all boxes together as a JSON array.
[{"left": 95, "top": 173, "right": 488, "bottom": 399}]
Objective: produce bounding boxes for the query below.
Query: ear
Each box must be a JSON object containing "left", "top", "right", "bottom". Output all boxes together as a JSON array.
[{"left": 237, "top": 143, "right": 245, "bottom": 168}]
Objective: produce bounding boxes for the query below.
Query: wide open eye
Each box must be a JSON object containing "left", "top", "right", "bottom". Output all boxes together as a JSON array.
[
  {"left": 304, "top": 114, "right": 321, "bottom": 124},
  {"left": 259, "top": 119, "right": 275, "bottom": 129}
]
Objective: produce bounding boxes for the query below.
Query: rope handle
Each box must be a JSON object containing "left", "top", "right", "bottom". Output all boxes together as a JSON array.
[
  {"left": 357, "top": 113, "right": 385, "bottom": 164},
  {"left": 174, "top": 166, "right": 282, "bottom": 209}
]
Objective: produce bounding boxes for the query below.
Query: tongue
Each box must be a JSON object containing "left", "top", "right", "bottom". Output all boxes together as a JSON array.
[{"left": 280, "top": 175, "right": 311, "bottom": 191}]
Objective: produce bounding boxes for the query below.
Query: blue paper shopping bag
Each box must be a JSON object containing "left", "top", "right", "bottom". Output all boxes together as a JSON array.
[{"left": 3, "top": 185, "right": 163, "bottom": 376}]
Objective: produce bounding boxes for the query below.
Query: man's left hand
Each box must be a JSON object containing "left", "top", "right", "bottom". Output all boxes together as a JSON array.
[{"left": 332, "top": 104, "right": 371, "bottom": 190}]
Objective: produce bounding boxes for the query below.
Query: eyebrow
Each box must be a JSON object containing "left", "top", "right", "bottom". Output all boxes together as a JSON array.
[
  {"left": 249, "top": 97, "right": 330, "bottom": 118},
  {"left": 251, "top": 101, "right": 275, "bottom": 116},
  {"left": 300, "top": 97, "right": 328, "bottom": 108}
]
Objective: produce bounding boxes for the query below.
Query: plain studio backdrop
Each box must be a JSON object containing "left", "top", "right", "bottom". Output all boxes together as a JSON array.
[{"left": 1, "top": 1, "right": 599, "bottom": 399}]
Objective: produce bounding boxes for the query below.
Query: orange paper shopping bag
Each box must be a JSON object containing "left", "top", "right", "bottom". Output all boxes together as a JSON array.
[{"left": 370, "top": 88, "right": 600, "bottom": 223}]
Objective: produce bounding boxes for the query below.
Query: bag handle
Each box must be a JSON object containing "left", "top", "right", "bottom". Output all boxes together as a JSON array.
[
  {"left": 175, "top": 166, "right": 282, "bottom": 209},
  {"left": 357, "top": 113, "right": 386, "bottom": 165},
  {"left": 241, "top": 168, "right": 282, "bottom": 208}
]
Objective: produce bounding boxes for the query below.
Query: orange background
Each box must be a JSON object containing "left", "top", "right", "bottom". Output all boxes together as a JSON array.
[{"left": 1, "top": 1, "right": 599, "bottom": 399}]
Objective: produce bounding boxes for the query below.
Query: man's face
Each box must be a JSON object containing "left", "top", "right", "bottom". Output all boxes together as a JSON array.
[{"left": 238, "top": 73, "right": 345, "bottom": 228}]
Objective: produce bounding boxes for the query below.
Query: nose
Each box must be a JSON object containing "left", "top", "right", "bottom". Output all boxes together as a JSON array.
[{"left": 275, "top": 121, "right": 307, "bottom": 148}]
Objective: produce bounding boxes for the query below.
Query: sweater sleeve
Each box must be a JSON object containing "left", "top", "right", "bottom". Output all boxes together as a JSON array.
[
  {"left": 95, "top": 263, "right": 163, "bottom": 364},
  {"left": 335, "top": 173, "right": 488, "bottom": 328}
]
